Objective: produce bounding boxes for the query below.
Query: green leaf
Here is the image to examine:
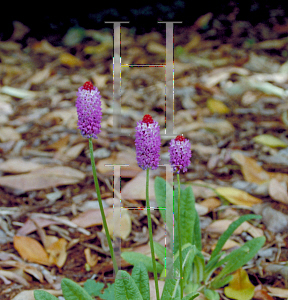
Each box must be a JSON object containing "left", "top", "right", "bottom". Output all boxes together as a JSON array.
[
  {"left": 121, "top": 252, "right": 164, "bottom": 274},
  {"left": 132, "top": 263, "right": 150, "bottom": 300},
  {"left": 211, "top": 236, "right": 265, "bottom": 289},
  {"left": 154, "top": 176, "right": 173, "bottom": 234},
  {"left": 182, "top": 292, "right": 200, "bottom": 300},
  {"left": 100, "top": 283, "right": 115, "bottom": 300},
  {"left": 193, "top": 210, "right": 202, "bottom": 251},
  {"left": 192, "top": 253, "right": 205, "bottom": 284},
  {"left": 174, "top": 243, "right": 197, "bottom": 285},
  {"left": 160, "top": 278, "right": 181, "bottom": 300},
  {"left": 34, "top": 290, "right": 59, "bottom": 300},
  {"left": 204, "top": 288, "right": 220, "bottom": 300},
  {"left": 174, "top": 186, "right": 197, "bottom": 254},
  {"left": 209, "top": 214, "right": 262, "bottom": 262},
  {"left": 61, "top": 278, "right": 94, "bottom": 300},
  {"left": 115, "top": 270, "right": 143, "bottom": 300},
  {"left": 204, "top": 253, "right": 223, "bottom": 284},
  {"left": 224, "top": 268, "right": 255, "bottom": 300},
  {"left": 153, "top": 241, "right": 168, "bottom": 263},
  {"left": 83, "top": 279, "right": 104, "bottom": 297}
]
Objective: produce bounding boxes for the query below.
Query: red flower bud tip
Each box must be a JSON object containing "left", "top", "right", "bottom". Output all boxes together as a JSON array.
[
  {"left": 142, "top": 114, "right": 154, "bottom": 124},
  {"left": 82, "top": 81, "right": 94, "bottom": 90},
  {"left": 175, "top": 135, "right": 185, "bottom": 142}
]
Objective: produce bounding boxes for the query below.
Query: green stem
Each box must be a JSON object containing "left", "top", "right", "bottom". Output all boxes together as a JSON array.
[
  {"left": 177, "top": 173, "right": 183, "bottom": 299},
  {"left": 146, "top": 168, "right": 160, "bottom": 300},
  {"left": 89, "top": 138, "right": 118, "bottom": 274}
]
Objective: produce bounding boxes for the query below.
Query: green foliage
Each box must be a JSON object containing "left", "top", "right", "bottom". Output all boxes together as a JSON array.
[
  {"left": 182, "top": 292, "right": 201, "bottom": 300},
  {"left": 61, "top": 278, "right": 94, "bottom": 300},
  {"left": 204, "top": 288, "right": 220, "bottom": 300},
  {"left": 34, "top": 290, "right": 59, "bottom": 300},
  {"left": 100, "top": 283, "right": 115, "bottom": 300},
  {"left": 153, "top": 241, "right": 168, "bottom": 264},
  {"left": 160, "top": 278, "right": 180, "bottom": 300},
  {"left": 83, "top": 279, "right": 104, "bottom": 297},
  {"left": 173, "top": 186, "right": 197, "bottom": 254},
  {"left": 115, "top": 270, "right": 143, "bottom": 300},
  {"left": 210, "top": 236, "right": 266, "bottom": 289},
  {"left": 154, "top": 178, "right": 266, "bottom": 298},
  {"left": 154, "top": 176, "right": 173, "bottom": 234},
  {"left": 35, "top": 177, "right": 266, "bottom": 300},
  {"left": 131, "top": 263, "right": 150, "bottom": 300},
  {"left": 121, "top": 251, "right": 164, "bottom": 274}
]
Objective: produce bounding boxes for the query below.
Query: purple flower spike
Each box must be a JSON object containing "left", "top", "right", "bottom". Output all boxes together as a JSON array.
[
  {"left": 76, "top": 81, "right": 102, "bottom": 139},
  {"left": 169, "top": 135, "right": 192, "bottom": 173},
  {"left": 135, "top": 114, "right": 161, "bottom": 170}
]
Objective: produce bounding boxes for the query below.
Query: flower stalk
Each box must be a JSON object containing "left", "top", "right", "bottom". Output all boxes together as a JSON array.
[
  {"left": 135, "top": 114, "right": 161, "bottom": 300},
  {"left": 146, "top": 168, "right": 160, "bottom": 300},
  {"left": 76, "top": 82, "right": 118, "bottom": 274},
  {"left": 89, "top": 138, "right": 118, "bottom": 274},
  {"left": 169, "top": 135, "right": 192, "bottom": 299}
]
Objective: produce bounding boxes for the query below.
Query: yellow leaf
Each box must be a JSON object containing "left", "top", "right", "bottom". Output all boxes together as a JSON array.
[
  {"left": 13, "top": 236, "right": 50, "bottom": 266},
  {"left": 104, "top": 208, "right": 132, "bottom": 240},
  {"left": 46, "top": 238, "right": 67, "bottom": 268},
  {"left": 253, "top": 134, "right": 287, "bottom": 148},
  {"left": 216, "top": 187, "right": 262, "bottom": 207},
  {"left": 231, "top": 152, "right": 270, "bottom": 184},
  {"left": 84, "top": 43, "right": 110, "bottom": 54},
  {"left": 224, "top": 268, "right": 255, "bottom": 300},
  {"left": 59, "top": 53, "right": 83, "bottom": 67},
  {"left": 207, "top": 98, "right": 230, "bottom": 114}
]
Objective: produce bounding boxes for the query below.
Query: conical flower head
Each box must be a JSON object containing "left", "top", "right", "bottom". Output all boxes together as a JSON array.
[
  {"left": 76, "top": 81, "right": 102, "bottom": 139},
  {"left": 169, "top": 135, "right": 192, "bottom": 173},
  {"left": 135, "top": 114, "right": 161, "bottom": 170}
]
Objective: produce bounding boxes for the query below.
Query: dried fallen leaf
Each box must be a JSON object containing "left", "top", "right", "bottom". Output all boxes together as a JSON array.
[
  {"left": 268, "top": 178, "right": 288, "bottom": 204},
  {"left": 0, "top": 260, "right": 43, "bottom": 282},
  {"left": 207, "top": 98, "right": 230, "bottom": 114},
  {"left": 61, "top": 143, "right": 86, "bottom": 161},
  {"left": 211, "top": 239, "right": 240, "bottom": 251},
  {"left": 0, "top": 158, "right": 42, "bottom": 173},
  {"left": 0, "top": 86, "right": 37, "bottom": 99},
  {"left": 96, "top": 150, "right": 142, "bottom": 175},
  {"left": 0, "top": 126, "right": 21, "bottom": 142},
  {"left": 17, "top": 218, "right": 60, "bottom": 236},
  {"left": 231, "top": 152, "right": 270, "bottom": 184},
  {"left": 266, "top": 286, "right": 288, "bottom": 298},
  {"left": 13, "top": 236, "right": 50, "bottom": 266},
  {"left": 71, "top": 208, "right": 114, "bottom": 228},
  {"left": 59, "top": 52, "right": 83, "bottom": 67},
  {"left": 254, "top": 287, "right": 274, "bottom": 300},
  {"left": 104, "top": 208, "right": 132, "bottom": 240},
  {"left": 206, "top": 219, "right": 244, "bottom": 235},
  {"left": 46, "top": 238, "right": 67, "bottom": 268},
  {"left": 224, "top": 268, "right": 255, "bottom": 300},
  {"left": 0, "top": 269, "right": 29, "bottom": 287},
  {"left": 200, "top": 197, "right": 222, "bottom": 211},
  {"left": 0, "top": 166, "right": 85, "bottom": 192},
  {"left": 84, "top": 248, "right": 98, "bottom": 267},
  {"left": 253, "top": 134, "right": 288, "bottom": 148},
  {"left": 12, "top": 289, "right": 62, "bottom": 300},
  {"left": 122, "top": 171, "right": 156, "bottom": 200},
  {"left": 216, "top": 186, "right": 262, "bottom": 207}
]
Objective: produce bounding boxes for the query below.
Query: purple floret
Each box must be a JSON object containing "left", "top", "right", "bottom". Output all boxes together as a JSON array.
[
  {"left": 135, "top": 115, "right": 161, "bottom": 170},
  {"left": 76, "top": 82, "right": 102, "bottom": 139},
  {"left": 169, "top": 136, "right": 192, "bottom": 173}
]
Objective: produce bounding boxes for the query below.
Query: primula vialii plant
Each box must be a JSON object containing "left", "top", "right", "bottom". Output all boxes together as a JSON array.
[
  {"left": 169, "top": 135, "right": 192, "bottom": 299},
  {"left": 34, "top": 82, "right": 266, "bottom": 300},
  {"left": 135, "top": 114, "right": 161, "bottom": 300}
]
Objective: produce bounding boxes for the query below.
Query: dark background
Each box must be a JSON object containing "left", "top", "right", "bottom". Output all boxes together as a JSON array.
[{"left": 1, "top": 0, "right": 288, "bottom": 43}]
